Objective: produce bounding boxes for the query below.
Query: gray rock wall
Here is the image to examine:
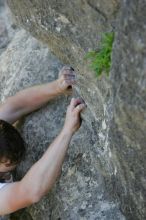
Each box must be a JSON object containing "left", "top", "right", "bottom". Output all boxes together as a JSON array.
[
  {"left": 0, "top": 0, "right": 17, "bottom": 54},
  {"left": 0, "top": 30, "right": 124, "bottom": 220},
  {"left": 109, "top": 0, "right": 146, "bottom": 218},
  {"left": 0, "top": 0, "right": 145, "bottom": 219}
]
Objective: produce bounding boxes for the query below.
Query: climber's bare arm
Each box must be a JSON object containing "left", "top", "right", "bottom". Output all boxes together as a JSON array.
[
  {"left": 0, "top": 66, "right": 76, "bottom": 124},
  {"left": 0, "top": 98, "right": 85, "bottom": 215}
]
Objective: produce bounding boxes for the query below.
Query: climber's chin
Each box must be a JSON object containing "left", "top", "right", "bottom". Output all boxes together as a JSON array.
[{"left": 0, "top": 158, "right": 17, "bottom": 173}]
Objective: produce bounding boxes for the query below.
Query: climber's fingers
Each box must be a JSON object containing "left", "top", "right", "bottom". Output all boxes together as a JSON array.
[
  {"left": 70, "top": 98, "right": 84, "bottom": 110},
  {"left": 74, "top": 103, "right": 86, "bottom": 114},
  {"left": 63, "top": 74, "right": 76, "bottom": 80},
  {"left": 59, "top": 66, "right": 76, "bottom": 79},
  {"left": 58, "top": 66, "right": 77, "bottom": 91},
  {"left": 62, "top": 75, "right": 76, "bottom": 89},
  {"left": 61, "top": 71, "right": 76, "bottom": 81},
  {"left": 61, "top": 65, "right": 74, "bottom": 72},
  {"left": 63, "top": 79, "right": 76, "bottom": 86}
]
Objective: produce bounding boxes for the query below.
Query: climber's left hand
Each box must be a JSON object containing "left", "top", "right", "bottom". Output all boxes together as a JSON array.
[{"left": 57, "top": 66, "right": 76, "bottom": 94}]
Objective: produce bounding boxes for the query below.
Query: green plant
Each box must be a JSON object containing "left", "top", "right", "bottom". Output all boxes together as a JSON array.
[{"left": 85, "top": 32, "right": 114, "bottom": 77}]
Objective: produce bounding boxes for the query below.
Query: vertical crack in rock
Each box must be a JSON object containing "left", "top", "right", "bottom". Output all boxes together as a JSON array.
[{"left": 0, "top": 0, "right": 145, "bottom": 219}]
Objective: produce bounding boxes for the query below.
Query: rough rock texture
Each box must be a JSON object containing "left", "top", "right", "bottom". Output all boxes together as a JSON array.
[
  {"left": 0, "top": 30, "right": 124, "bottom": 220},
  {"left": 109, "top": 1, "right": 146, "bottom": 219},
  {"left": 1, "top": 0, "right": 145, "bottom": 219},
  {"left": 7, "top": 0, "right": 120, "bottom": 68},
  {"left": 0, "top": 0, "right": 17, "bottom": 55}
]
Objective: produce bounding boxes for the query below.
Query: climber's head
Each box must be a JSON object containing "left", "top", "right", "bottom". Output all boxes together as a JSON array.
[{"left": 0, "top": 119, "right": 26, "bottom": 176}]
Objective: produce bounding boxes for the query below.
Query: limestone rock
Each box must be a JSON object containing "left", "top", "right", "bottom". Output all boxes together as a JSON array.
[
  {"left": 0, "top": 30, "right": 124, "bottom": 220},
  {"left": 0, "top": 0, "right": 17, "bottom": 55},
  {"left": 109, "top": 0, "right": 146, "bottom": 219},
  {"left": 2, "top": 0, "right": 146, "bottom": 219},
  {"left": 7, "top": 0, "right": 119, "bottom": 67}
]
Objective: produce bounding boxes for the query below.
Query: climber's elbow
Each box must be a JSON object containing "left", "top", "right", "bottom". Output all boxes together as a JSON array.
[
  {"left": 31, "top": 176, "right": 61, "bottom": 203},
  {"left": 19, "top": 182, "right": 45, "bottom": 205}
]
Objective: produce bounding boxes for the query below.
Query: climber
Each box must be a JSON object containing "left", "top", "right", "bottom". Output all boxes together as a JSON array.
[{"left": 0, "top": 66, "right": 86, "bottom": 215}]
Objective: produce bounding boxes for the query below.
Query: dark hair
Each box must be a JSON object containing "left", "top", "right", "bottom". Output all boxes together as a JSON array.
[{"left": 0, "top": 119, "right": 26, "bottom": 165}]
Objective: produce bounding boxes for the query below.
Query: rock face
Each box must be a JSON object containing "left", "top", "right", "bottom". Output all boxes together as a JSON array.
[
  {"left": 109, "top": 1, "right": 146, "bottom": 219},
  {"left": 0, "top": 0, "right": 17, "bottom": 55},
  {"left": 0, "top": 30, "right": 124, "bottom": 220},
  {"left": 7, "top": 0, "right": 119, "bottom": 67},
  {"left": 0, "top": 0, "right": 145, "bottom": 219}
]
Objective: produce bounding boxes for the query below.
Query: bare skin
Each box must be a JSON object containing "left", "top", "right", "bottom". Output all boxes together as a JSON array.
[
  {"left": 0, "top": 66, "right": 86, "bottom": 215},
  {"left": 0, "top": 66, "right": 76, "bottom": 124}
]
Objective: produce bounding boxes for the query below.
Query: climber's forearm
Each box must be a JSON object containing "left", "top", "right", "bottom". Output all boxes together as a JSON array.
[
  {"left": 7, "top": 80, "right": 61, "bottom": 115},
  {"left": 0, "top": 67, "right": 76, "bottom": 125},
  {"left": 20, "top": 128, "right": 73, "bottom": 200}
]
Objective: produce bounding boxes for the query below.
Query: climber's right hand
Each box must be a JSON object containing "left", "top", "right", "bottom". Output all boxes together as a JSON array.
[{"left": 63, "top": 98, "right": 86, "bottom": 134}]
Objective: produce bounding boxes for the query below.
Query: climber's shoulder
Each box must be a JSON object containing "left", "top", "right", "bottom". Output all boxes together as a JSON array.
[{"left": 0, "top": 181, "right": 33, "bottom": 215}]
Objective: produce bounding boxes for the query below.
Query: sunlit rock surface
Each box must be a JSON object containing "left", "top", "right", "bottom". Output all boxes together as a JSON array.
[
  {"left": 0, "top": 30, "right": 125, "bottom": 220},
  {"left": 0, "top": 0, "right": 145, "bottom": 219}
]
